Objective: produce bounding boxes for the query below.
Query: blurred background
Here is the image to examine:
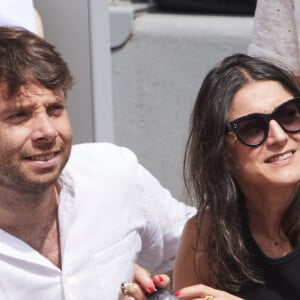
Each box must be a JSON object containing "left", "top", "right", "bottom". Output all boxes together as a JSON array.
[{"left": 34, "top": 0, "right": 255, "bottom": 200}]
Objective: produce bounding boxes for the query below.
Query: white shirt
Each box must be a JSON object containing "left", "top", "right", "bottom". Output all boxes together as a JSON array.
[
  {"left": 0, "top": 143, "right": 195, "bottom": 299},
  {"left": 0, "top": 0, "right": 37, "bottom": 34},
  {"left": 248, "top": 0, "right": 300, "bottom": 75}
]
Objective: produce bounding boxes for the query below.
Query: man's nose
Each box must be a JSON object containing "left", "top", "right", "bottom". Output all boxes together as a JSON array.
[{"left": 31, "top": 114, "right": 57, "bottom": 142}]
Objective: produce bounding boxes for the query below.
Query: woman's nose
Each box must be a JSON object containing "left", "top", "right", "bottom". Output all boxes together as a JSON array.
[{"left": 266, "top": 119, "right": 288, "bottom": 146}]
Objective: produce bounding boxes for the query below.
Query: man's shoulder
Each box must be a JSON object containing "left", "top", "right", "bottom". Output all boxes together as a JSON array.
[{"left": 66, "top": 142, "right": 139, "bottom": 170}]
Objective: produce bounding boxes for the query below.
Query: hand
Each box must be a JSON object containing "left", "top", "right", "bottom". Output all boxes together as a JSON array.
[
  {"left": 174, "top": 284, "right": 244, "bottom": 300},
  {"left": 120, "top": 264, "right": 171, "bottom": 300}
]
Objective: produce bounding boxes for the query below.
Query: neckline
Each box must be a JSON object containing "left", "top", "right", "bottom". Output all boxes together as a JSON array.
[{"left": 244, "top": 220, "right": 300, "bottom": 264}]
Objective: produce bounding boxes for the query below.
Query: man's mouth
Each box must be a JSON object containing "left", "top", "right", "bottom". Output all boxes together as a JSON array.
[{"left": 25, "top": 152, "right": 58, "bottom": 161}]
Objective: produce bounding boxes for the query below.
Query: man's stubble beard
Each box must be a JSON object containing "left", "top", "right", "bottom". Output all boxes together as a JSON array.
[{"left": 0, "top": 146, "right": 71, "bottom": 195}]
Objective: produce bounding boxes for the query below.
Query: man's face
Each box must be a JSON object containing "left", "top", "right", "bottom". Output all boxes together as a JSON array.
[{"left": 0, "top": 83, "right": 72, "bottom": 194}]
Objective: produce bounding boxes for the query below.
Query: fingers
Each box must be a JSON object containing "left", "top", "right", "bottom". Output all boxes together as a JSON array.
[
  {"left": 152, "top": 274, "right": 170, "bottom": 289},
  {"left": 121, "top": 281, "right": 147, "bottom": 300},
  {"left": 133, "top": 265, "right": 170, "bottom": 292},
  {"left": 120, "top": 264, "right": 172, "bottom": 300},
  {"left": 133, "top": 264, "right": 156, "bottom": 294}
]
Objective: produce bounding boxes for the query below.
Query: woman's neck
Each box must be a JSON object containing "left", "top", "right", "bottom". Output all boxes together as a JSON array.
[{"left": 244, "top": 187, "right": 296, "bottom": 258}]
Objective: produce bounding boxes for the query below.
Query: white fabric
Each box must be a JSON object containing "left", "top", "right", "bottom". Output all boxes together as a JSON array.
[
  {"left": 0, "top": 143, "right": 195, "bottom": 299},
  {"left": 0, "top": 0, "right": 36, "bottom": 33},
  {"left": 248, "top": 0, "right": 300, "bottom": 75}
]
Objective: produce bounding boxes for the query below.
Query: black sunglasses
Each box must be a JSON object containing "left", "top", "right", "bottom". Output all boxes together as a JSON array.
[{"left": 225, "top": 97, "right": 300, "bottom": 147}]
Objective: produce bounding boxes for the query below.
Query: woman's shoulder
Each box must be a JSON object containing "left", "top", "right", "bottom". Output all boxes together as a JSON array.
[
  {"left": 182, "top": 211, "right": 212, "bottom": 243},
  {"left": 173, "top": 211, "right": 213, "bottom": 290}
]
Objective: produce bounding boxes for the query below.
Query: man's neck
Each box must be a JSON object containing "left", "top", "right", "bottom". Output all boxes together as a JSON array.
[{"left": 0, "top": 184, "right": 62, "bottom": 268}]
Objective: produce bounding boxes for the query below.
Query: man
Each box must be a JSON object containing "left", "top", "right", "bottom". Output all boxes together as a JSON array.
[{"left": 0, "top": 27, "right": 194, "bottom": 299}]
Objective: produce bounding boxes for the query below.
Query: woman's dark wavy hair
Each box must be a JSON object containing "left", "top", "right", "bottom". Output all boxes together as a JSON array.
[
  {"left": 0, "top": 26, "right": 73, "bottom": 98},
  {"left": 184, "top": 53, "right": 300, "bottom": 292}
]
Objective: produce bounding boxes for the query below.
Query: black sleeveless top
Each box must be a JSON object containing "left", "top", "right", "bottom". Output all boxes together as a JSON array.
[{"left": 237, "top": 225, "right": 300, "bottom": 300}]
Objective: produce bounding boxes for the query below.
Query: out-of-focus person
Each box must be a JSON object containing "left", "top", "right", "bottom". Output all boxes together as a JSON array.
[
  {"left": 248, "top": 0, "right": 300, "bottom": 81},
  {"left": 0, "top": 0, "right": 43, "bottom": 36}
]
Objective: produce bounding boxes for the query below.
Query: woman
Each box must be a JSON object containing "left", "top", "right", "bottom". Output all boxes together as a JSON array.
[
  {"left": 121, "top": 54, "right": 300, "bottom": 300},
  {"left": 173, "top": 53, "right": 300, "bottom": 299}
]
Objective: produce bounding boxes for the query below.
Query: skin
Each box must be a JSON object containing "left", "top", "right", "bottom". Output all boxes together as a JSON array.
[
  {"left": 122, "top": 264, "right": 171, "bottom": 300},
  {"left": 0, "top": 82, "right": 72, "bottom": 268},
  {"left": 228, "top": 81, "right": 300, "bottom": 190}
]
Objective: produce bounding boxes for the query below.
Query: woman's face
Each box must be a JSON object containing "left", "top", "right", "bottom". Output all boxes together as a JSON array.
[{"left": 226, "top": 80, "right": 300, "bottom": 190}]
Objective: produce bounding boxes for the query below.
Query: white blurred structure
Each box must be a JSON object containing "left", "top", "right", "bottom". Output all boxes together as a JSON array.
[{"left": 0, "top": 0, "right": 37, "bottom": 33}]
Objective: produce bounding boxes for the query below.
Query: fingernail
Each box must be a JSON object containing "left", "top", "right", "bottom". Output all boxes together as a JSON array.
[
  {"left": 148, "top": 285, "right": 155, "bottom": 293},
  {"left": 158, "top": 275, "right": 164, "bottom": 282},
  {"left": 174, "top": 291, "right": 181, "bottom": 297}
]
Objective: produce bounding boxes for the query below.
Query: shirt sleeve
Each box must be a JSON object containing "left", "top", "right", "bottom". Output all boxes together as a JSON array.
[
  {"left": 248, "top": 0, "right": 300, "bottom": 75},
  {"left": 134, "top": 162, "right": 196, "bottom": 274}
]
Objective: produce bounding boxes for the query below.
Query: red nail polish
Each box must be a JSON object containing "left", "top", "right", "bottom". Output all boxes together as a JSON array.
[
  {"left": 158, "top": 275, "right": 164, "bottom": 282},
  {"left": 174, "top": 291, "right": 181, "bottom": 297},
  {"left": 148, "top": 285, "right": 155, "bottom": 293}
]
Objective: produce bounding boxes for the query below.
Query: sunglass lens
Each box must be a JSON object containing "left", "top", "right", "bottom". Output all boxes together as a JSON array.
[
  {"left": 276, "top": 101, "right": 300, "bottom": 132},
  {"left": 236, "top": 116, "right": 266, "bottom": 146}
]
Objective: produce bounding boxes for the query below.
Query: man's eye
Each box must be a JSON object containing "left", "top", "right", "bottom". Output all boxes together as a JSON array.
[
  {"left": 47, "top": 104, "right": 65, "bottom": 115},
  {"left": 8, "top": 111, "right": 29, "bottom": 119}
]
